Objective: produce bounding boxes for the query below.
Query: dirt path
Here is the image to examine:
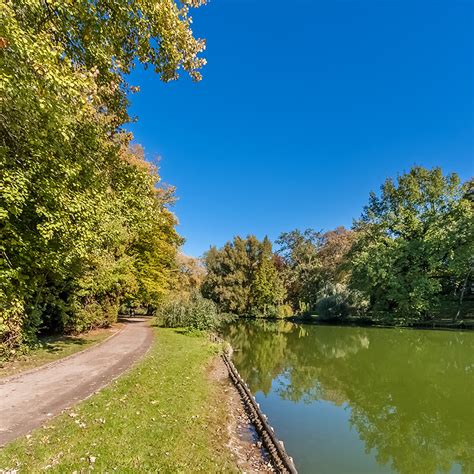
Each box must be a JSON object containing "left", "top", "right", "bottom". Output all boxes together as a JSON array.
[{"left": 0, "top": 317, "right": 153, "bottom": 446}]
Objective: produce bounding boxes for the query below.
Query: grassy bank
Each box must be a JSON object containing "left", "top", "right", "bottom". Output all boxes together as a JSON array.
[
  {"left": 0, "top": 326, "right": 121, "bottom": 379},
  {"left": 0, "top": 327, "right": 235, "bottom": 472}
]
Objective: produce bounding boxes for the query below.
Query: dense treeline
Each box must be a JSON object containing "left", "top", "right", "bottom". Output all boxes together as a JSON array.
[
  {"left": 0, "top": 0, "right": 206, "bottom": 356},
  {"left": 202, "top": 236, "right": 287, "bottom": 317},
  {"left": 203, "top": 167, "right": 473, "bottom": 323}
]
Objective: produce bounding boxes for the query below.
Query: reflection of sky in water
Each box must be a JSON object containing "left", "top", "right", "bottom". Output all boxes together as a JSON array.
[
  {"left": 256, "top": 375, "right": 391, "bottom": 473},
  {"left": 224, "top": 322, "right": 474, "bottom": 474},
  {"left": 256, "top": 375, "right": 464, "bottom": 474}
]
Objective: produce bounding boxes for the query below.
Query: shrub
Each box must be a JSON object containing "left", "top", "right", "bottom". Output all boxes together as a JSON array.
[
  {"left": 158, "top": 293, "right": 220, "bottom": 331},
  {"left": 314, "top": 283, "right": 367, "bottom": 321},
  {"left": 67, "top": 297, "right": 119, "bottom": 333},
  {"left": 276, "top": 304, "right": 294, "bottom": 318},
  {"left": 315, "top": 294, "right": 351, "bottom": 320},
  {"left": 259, "top": 304, "right": 294, "bottom": 319}
]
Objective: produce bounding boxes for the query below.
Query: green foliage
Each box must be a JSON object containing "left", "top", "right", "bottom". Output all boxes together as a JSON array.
[
  {"left": 276, "top": 229, "right": 323, "bottom": 311},
  {"left": 249, "top": 304, "right": 294, "bottom": 319},
  {"left": 173, "top": 254, "right": 206, "bottom": 298},
  {"left": 204, "top": 167, "right": 471, "bottom": 324},
  {"left": 251, "top": 237, "right": 286, "bottom": 315},
  {"left": 349, "top": 167, "right": 473, "bottom": 320},
  {"left": 1, "top": 0, "right": 204, "bottom": 355},
  {"left": 275, "top": 227, "right": 356, "bottom": 315},
  {"left": 276, "top": 304, "right": 294, "bottom": 318},
  {"left": 157, "top": 293, "right": 220, "bottom": 331},
  {"left": 314, "top": 283, "right": 367, "bottom": 321},
  {"left": 202, "top": 236, "right": 259, "bottom": 314},
  {"left": 202, "top": 235, "right": 286, "bottom": 317}
]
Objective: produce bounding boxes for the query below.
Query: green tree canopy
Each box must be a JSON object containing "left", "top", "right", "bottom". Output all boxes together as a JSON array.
[
  {"left": 202, "top": 235, "right": 285, "bottom": 316},
  {"left": 251, "top": 237, "right": 286, "bottom": 314},
  {"left": 276, "top": 229, "right": 323, "bottom": 311},
  {"left": 349, "top": 166, "right": 473, "bottom": 319},
  {"left": 1, "top": 0, "right": 206, "bottom": 355}
]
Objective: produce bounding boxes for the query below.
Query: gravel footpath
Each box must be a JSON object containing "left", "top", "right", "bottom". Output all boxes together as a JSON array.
[{"left": 0, "top": 317, "right": 153, "bottom": 446}]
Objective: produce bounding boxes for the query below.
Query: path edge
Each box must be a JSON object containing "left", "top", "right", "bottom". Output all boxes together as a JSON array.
[{"left": 0, "top": 324, "right": 125, "bottom": 384}]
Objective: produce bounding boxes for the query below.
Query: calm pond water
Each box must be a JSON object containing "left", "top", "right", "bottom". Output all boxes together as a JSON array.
[{"left": 222, "top": 320, "right": 474, "bottom": 474}]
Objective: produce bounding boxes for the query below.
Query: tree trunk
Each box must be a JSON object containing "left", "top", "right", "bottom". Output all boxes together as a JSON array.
[{"left": 454, "top": 269, "right": 471, "bottom": 321}]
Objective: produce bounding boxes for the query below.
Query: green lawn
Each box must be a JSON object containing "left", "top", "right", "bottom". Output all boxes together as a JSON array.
[
  {"left": 0, "top": 326, "right": 120, "bottom": 379},
  {"left": 0, "top": 327, "right": 236, "bottom": 473}
]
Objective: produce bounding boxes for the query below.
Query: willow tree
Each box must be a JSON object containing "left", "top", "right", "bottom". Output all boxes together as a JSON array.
[{"left": 0, "top": 0, "right": 206, "bottom": 354}]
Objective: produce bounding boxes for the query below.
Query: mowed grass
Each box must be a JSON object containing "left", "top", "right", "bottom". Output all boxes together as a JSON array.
[
  {"left": 0, "top": 326, "right": 120, "bottom": 379},
  {"left": 0, "top": 327, "right": 236, "bottom": 473}
]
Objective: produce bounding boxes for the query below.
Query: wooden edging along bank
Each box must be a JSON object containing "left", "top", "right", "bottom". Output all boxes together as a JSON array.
[
  {"left": 211, "top": 332, "right": 298, "bottom": 474},
  {"left": 221, "top": 352, "right": 298, "bottom": 473}
]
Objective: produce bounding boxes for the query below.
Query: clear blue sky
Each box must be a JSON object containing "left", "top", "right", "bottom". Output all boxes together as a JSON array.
[{"left": 128, "top": 0, "right": 474, "bottom": 257}]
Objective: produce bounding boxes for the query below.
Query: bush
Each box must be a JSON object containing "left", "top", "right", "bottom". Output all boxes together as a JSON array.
[
  {"left": 67, "top": 297, "right": 119, "bottom": 333},
  {"left": 314, "top": 283, "right": 367, "bottom": 321},
  {"left": 315, "top": 294, "right": 351, "bottom": 320},
  {"left": 158, "top": 293, "right": 220, "bottom": 331},
  {"left": 276, "top": 304, "right": 294, "bottom": 318},
  {"left": 262, "top": 304, "right": 294, "bottom": 319}
]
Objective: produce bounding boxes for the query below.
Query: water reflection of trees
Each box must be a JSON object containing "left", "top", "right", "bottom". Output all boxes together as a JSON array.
[{"left": 222, "top": 322, "right": 474, "bottom": 474}]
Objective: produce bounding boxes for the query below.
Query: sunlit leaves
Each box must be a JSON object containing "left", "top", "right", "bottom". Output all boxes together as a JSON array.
[
  {"left": 1, "top": 0, "right": 204, "bottom": 354},
  {"left": 349, "top": 167, "right": 473, "bottom": 320}
]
